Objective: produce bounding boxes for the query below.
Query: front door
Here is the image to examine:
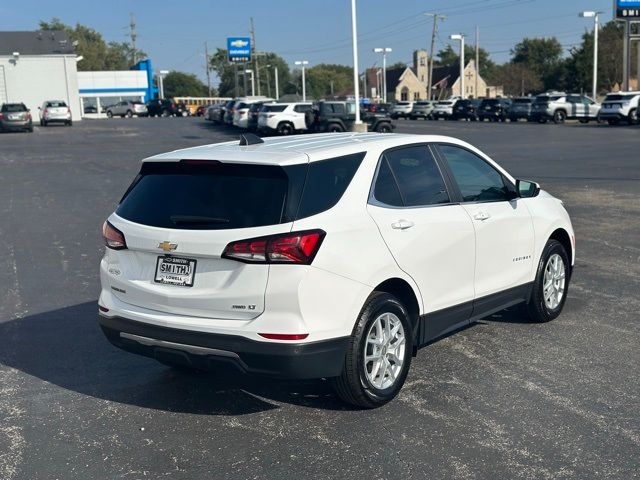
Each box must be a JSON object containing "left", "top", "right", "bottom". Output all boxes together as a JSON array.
[
  {"left": 436, "top": 144, "right": 535, "bottom": 302},
  {"left": 367, "top": 144, "right": 476, "bottom": 341}
]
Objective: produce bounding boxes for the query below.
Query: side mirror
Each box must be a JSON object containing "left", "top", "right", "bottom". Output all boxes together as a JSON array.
[{"left": 516, "top": 179, "right": 541, "bottom": 198}]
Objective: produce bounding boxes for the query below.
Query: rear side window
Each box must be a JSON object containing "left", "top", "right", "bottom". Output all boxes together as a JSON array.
[
  {"left": 294, "top": 104, "right": 312, "bottom": 113},
  {"left": 372, "top": 146, "right": 449, "bottom": 207},
  {"left": 295, "top": 153, "right": 365, "bottom": 219},
  {"left": 46, "top": 101, "right": 67, "bottom": 107}
]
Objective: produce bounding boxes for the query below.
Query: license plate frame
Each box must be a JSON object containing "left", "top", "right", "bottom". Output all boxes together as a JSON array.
[{"left": 154, "top": 255, "right": 197, "bottom": 287}]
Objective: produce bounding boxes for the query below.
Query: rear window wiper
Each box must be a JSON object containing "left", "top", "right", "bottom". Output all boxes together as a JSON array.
[{"left": 170, "top": 215, "right": 230, "bottom": 225}]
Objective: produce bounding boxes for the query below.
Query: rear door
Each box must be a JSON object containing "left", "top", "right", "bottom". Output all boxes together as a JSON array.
[
  {"left": 105, "top": 160, "right": 307, "bottom": 320},
  {"left": 567, "top": 95, "right": 585, "bottom": 118},
  {"left": 436, "top": 144, "right": 534, "bottom": 300},
  {"left": 367, "top": 145, "right": 476, "bottom": 337}
]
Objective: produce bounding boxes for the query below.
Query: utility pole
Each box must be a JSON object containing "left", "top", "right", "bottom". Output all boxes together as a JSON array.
[
  {"left": 274, "top": 66, "right": 279, "bottom": 99},
  {"left": 129, "top": 13, "right": 137, "bottom": 65},
  {"left": 250, "top": 17, "right": 260, "bottom": 96},
  {"left": 475, "top": 25, "right": 479, "bottom": 98},
  {"left": 204, "top": 41, "right": 211, "bottom": 97},
  {"left": 425, "top": 13, "right": 446, "bottom": 101}
]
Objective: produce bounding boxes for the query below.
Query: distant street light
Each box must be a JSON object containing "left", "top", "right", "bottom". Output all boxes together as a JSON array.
[
  {"left": 245, "top": 69, "right": 255, "bottom": 96},
  {"left": 373, "top": 47, "right": 392, "bottom": 103},
  {"left": 450, "top": 34, "right": 465, "bottom": 99},
  {"left": 274, "top": 66, "right": 280, "bottom": 100},
  {"left": 158, "top": 70, "right": 169, "bottom": 99},
  {"left": 580, "top": 11, "right": 602, "bottom": 100},
  {"left": 295, "top": 60, "right": 309, "bottom": 101}
]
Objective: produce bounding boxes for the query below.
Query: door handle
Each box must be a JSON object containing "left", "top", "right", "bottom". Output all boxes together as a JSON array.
[
  {"left": 391, "top": 220, "right": 414, "bottom": 230},
  {"left": 473, "top": 211, "right": 491, "bottom": 221}
]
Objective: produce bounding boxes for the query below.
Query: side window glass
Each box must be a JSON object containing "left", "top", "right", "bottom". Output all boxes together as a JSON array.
[
  {"left": 384, "top": 146, "right": 450, "bottom": 206},
  {"left": 373, "top": 157, "right": 403, "bottom": 207},
  {"left": 333, "top": 104, "right": 345, "bottom": 115},
  {"left": 439, "top": 145, "right": 511, "bottom": 203}
]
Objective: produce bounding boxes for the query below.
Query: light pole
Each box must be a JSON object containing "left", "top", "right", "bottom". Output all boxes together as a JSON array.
[
  {"left": 373, "top": 47, "right": 392, "bottom": 103},
  {"left": 245, "top": 69, "right": 255, "bottom": 96},
  {"left": 350, "top": 0, "right": 363, "bottom": 128},
  {"left": 450, "top": 34, "right": 465, "bottom": 99},
  {"left": 274, "top": 66, "right": 279, "bottom": 100},
  {"left": 295, "top": 60, "right": 309, "bottom": 101},
  {"left": 580, "top": 11, "right": 602, "bottom": 100},
  {"left": 158, "top": 70, "right": 169, "bottom": 99}
]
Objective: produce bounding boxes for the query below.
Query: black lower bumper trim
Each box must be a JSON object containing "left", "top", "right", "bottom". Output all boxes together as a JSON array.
[{"left": 99, "top": 315, "right": 349, "bottom": 379}]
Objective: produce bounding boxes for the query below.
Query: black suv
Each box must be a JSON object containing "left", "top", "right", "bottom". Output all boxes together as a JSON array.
[
  {"left": 146, "top": 99, "right": 189, "bottom": 117},
  {"left": 452, "top": 99, "right": 481, "bottom": 121},
  {"left": 509, "top": 97, "right": 534, "bottom": 122},
  {"left": 478, "top": 98, "right": 512, "bottom": 122},
  {"left": 306, "top": 101, "right": 395, "bottom": 133}
]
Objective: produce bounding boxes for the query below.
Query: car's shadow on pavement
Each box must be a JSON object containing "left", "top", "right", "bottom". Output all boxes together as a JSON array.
[{"left": 0, "top": 301, "right": 353, "bottom": 415}]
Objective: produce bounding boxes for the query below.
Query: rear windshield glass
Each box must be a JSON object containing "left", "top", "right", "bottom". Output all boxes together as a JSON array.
[
  {"left": 535, "top": 96, "right": 561, "bottom": 103},
  {"left": 604, "top": 94, "right": 636, "bottom": 101},
  {"left": 2, "top": 104, "right": 27, "bottom": 112},
  {"left": 45, "top": 101, "right": 67, "bottom": 107},
  {"left": 116, "top": 153, "right": 365, "bottom": 230},
  {"left": 262, "top": 104, "right": 287, "bottom": 113}
]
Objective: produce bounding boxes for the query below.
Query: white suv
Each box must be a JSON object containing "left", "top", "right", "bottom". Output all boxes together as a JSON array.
[
  {"left": 257, "top": 102, "right": 312, "bottom": 135},
  {"left": 232, "top": 97, "right": 273, "bottom": 129},
  {"left": 99, "top": 133, "right": 575, "bottom": 408},
  {"left": 598, "top": 91, "right": 640, "bottom": 125}
]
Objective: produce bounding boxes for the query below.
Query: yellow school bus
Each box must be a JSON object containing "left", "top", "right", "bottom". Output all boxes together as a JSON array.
[{"left": 174, "top": 97, "right": 232, "bottom": 115}]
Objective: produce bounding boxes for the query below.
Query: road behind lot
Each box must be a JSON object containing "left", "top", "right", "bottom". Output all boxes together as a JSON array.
[{"left": 0, "top": 118, "right": 639, "bottom": 479}]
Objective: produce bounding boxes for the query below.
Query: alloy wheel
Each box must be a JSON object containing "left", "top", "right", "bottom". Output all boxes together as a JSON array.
[
  {"left": 364, "top": 312, "right": 406, "bottom": 390},
  {"left": 543, "top": 254, "right": 566, "bottom": 310}
]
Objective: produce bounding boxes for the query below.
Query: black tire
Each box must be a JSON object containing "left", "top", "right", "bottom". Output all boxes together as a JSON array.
[
  {"left": 553, "top": 110, "right": 566, "bottom": 124},
  {"left": 628, "top": 109, "right": 638, "bottom": 125},
  {"left": 332, "top": 292, "right": 413, "bottom": 409},
  {"left": 40, "top": 119, "right": 44, "bottom": 127},
  {"left": 607, "top": 118, "right": 620, "bottom": 126},
  {"left": 277, "top": 122, "right": 294, "bottom": 135},
  {"left": 27, "top": 125, "right": 33, "bottom": 133},
  {"left": 376, "top": 123, "right": 392, "bottom": 133},
  {"left": 161, "top": 109, "right": 169, "bottom": 117},
  {"left": 526, "top": 239, "right": 570, "bottom": 323},
  {"left": 578, "top": 118, "right": 589, "bottom": 124},
  {"left": 538, "top": 117, "right": 547, "bottom": 124},
  {"left": 106, "top": 111, "right": 113, "bottom": 118},
  {"left": 327, "top": 123, "right": 344, "bottom": 133},
  {"left": 125, "top": 110, "right": 133, "bottom": 118}
]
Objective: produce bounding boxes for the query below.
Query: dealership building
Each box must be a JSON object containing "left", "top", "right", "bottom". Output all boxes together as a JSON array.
[
  {"left": 0, "top": 30, "right": 158, "bottom": 120},
  {"left": 0, "top": 31, "right": 82, "bottom": 121}
]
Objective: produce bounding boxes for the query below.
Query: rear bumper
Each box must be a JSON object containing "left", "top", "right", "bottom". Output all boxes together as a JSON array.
[
  {"left": 99, "top": 314, "right": 349, "bottom": 379},
  {"left": 1, "top": 120, "right": 31, "bottom": 130},
  {"left": 597, "top": 111, "right": 624, "bottom": 120}
]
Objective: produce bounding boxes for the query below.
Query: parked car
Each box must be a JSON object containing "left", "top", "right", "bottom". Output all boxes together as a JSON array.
[
  {"left": 430, "top": 100, "right": 458, "bottom": 120},
  {"left": 233, "top": 97, "right": 274, "bottom": 129},
  {"left": 39, "top": 100, "right": 72, "bottom": 126},
  {"left": 247, "top": 101, "right": 272, "bottom": 131},
  {"left": 509, "top": 97, "right": 535, "bottom": 122},
  {"left": 84, "top": 105, "right": 98, "bottom": 114},
  {"left": 390, "top": 101, "right": 413, "bottom": 119},
  {"left": 306, "top": 101, "right": 395, "bottom": 133},
  {"left": 195, "top": 105, "right": 210, "bottom": 117},
  {"left": 597, "top": 91, "right": 640, "bottom": 125},
  {"left": 409, "top": 101, "right": 436, "bottom": 120},
  {"left": 0, "top": 103, "right": 33, "bottom": 132},
  {"left": 146, "top": 99, "right": 189, "bottom": 117},
  {"left": 99, "top": 132, "right": 575, "bottom": 408},
  {"left": 478, "top": 98, "right": 512, "bottom": 122},
  {"left": 257, "top": 102, "right": 312, "bottom": 135},
  {"left": 452, "top": 99, "right": 481, "bottom": 121},
  {"left": 530, "top": 93, "right": 600, "bottom": 124},
  {"left": 106, "top": 100, "right": 148, "bottom": 118}
]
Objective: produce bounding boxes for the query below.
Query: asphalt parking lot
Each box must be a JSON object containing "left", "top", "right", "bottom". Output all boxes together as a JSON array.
[{"left": 1, "top": 117, "right": 639, "bottom": 480}]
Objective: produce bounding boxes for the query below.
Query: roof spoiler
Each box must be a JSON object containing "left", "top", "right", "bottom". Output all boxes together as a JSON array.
[{"left": 239, "top": 133, "right": 264, "bottom": 146}]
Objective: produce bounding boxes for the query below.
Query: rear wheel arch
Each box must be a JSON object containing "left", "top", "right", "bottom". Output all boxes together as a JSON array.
[{"left": 372, "top": 278, "right": 421, "bottom": 341}]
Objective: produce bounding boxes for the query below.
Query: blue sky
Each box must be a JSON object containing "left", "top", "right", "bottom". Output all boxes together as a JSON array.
[{"left": 5, "top": 0, "right": 615, "bottom": 86}]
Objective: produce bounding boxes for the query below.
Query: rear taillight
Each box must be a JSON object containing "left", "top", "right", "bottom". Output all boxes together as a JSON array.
[
  {"left": 67, "top": 107, "right": 71, "bottom": 114},
  {"left": 26, "top": 112, "right": 32, "bottom": 120},
  {"left": 0, "top": 113, "right": 3, "bottom": 120},
  {"left": 102, "top": 221, "right": 127, "bottom": 250},
  {"left": 222, "top": 230, "right": 325, "bottom": 264}
]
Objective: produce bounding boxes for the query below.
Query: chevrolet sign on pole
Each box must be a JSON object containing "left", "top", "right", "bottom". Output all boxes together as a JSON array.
[
  {"left": 616, "top": 0, "right": 640, "bottom": 19},
  {"left": 227, "top": 37, "right": 251, "bottom": 63}
]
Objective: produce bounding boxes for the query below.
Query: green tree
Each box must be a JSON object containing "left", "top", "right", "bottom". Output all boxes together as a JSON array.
[
  {"left": 39, "top": 18, "right": 146, "bottom": 70},
  {"left": 491, "top": 62, "right": 543, "bottom": 96},
  {"left": 436, "top": 44, "right": 496, "bottom": 80},
  {"left": 388, "top": 61, "right": 408, "bottom": 70},
  {"left": 209, "top": 49, "right": 290, "bottom": 98},
  {"left": 162, "top": 71, "right": 209, "bottom": 98},
  {"left": 306, "top": 64, "right": 353, "bottom": 99},
  {"left": 511, "top": 37, "right": 563, "bottom": 90}
]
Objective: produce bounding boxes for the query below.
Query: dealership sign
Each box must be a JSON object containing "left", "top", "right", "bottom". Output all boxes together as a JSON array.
[
  {"left": 227, "top": 37, "right": 251, "bottom": 63},
  {"left": 616, "top": 0, "right": 640, "bottom": 19}
]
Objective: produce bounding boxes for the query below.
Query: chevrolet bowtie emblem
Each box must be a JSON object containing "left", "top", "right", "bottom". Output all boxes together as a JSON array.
[{"left": 158, "top": 241, "right": 178, "bottom": 252}]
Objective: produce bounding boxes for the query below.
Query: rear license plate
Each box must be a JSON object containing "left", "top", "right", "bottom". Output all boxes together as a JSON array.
[
  {"left": 154, "top": 256, "right": 197, "bottom": 287},
  {"left": 9, "top": 114, "right": 19, "bottom": 120}
]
